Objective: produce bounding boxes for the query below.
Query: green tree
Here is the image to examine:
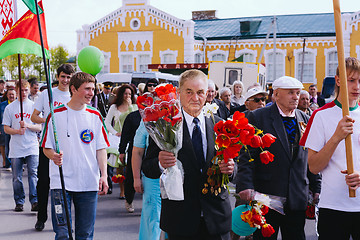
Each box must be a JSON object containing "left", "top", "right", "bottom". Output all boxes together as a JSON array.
[{"left": 50, "top": 45, "right": 69, "bottom": 77}]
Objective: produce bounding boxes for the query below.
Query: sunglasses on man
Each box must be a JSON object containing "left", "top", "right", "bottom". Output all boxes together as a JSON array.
[
  {"left": 147, "top": 83, "right": 157, "bottom": 87},
  {"left": 247, "top": 97, "right": 267, "bottom": 103}
]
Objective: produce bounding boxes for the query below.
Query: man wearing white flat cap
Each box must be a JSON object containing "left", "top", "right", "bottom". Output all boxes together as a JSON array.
[
  {"left": 244, "top": 86, "right": 269, "bottom": 114},
  {"left": 236, "top": 76, "right": 321, "bottom": 240}
]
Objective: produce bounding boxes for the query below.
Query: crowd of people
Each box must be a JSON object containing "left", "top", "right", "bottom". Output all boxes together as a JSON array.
[{"left": 1, "top": 58, "right": 360, "bottom": 240}]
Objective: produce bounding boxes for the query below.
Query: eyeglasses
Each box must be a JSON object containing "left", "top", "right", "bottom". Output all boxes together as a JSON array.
[
  {"left": 147, "top": 83, "right": 157, "bottom": 87},
  {"left": 247, "top": 97, "right": 267, "bottom": 103}
]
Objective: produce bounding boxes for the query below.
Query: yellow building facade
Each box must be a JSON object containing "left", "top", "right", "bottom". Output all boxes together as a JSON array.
[{"left": 77, "top": 0, "right": 360, "bottom": 89}]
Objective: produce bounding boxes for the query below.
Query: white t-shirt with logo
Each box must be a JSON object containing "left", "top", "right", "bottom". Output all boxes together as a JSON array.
[
  {"left": 2, "top": 99, "right": 39, "bottom": 158},
  {"left": 301, "top": 101, "right": 360, "bottom": 212},
  {"left": 40, "top": 104, "right": 109, "bottom": 192},
  {"left": 34, "top": 87, "right": 71, "bottom": 118}
]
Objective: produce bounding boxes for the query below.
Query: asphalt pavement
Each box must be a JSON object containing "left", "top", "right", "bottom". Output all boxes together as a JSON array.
[{"left": 0, "top": 166, "right": 318, "bottom": 240}]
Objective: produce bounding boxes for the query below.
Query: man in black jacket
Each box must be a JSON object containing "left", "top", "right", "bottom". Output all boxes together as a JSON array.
[
  {"left": 236, "top": 76, "right": 321, "bottom": 240},
  {"left": 142, "top": 69, "right": 234, "bottom": 240}
]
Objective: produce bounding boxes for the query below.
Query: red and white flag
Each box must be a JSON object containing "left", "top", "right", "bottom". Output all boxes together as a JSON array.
[{"left": 0, "top": 0, "right": 16, "bottom": 39}]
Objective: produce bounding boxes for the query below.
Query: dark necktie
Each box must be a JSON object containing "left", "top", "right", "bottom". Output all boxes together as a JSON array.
[{"left": 192, "top": 117, "right": 205, "bottom": 169}]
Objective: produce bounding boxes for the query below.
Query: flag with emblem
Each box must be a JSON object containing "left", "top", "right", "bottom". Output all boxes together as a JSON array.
[
  {"left": 0, "top": 0, "right": 16, "bottom": 39},
  {"left": 0, "top": 0, "right": 49, "bottom": 60}
]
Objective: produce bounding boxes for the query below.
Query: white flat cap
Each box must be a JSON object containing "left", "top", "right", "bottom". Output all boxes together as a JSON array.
[
  {"left": 272, "top": 76, "right": 304, "bottom": 90},
  {"left": 245, "top": 87, "right": 268, "bottom": 100}
]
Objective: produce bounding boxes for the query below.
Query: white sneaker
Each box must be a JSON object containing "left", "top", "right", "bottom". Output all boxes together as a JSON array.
[{"left": 125, "top": 202, "right": 134, "bottom": 213}]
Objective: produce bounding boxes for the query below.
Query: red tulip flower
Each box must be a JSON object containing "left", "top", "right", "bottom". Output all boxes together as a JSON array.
[
  {"left": 143, "top": 107, "right": 160, "bottom": 122},
  {"left": 252, "top": 213, "right": 263, "bottom": 226},
  {"left": 250, "top": 135, "right": 262, "bottom": 148},
  {"left": 214, "top": 121, "right": 225, "bottom": 135},
  {"left": 223, "top": 120, "right": 239, "bottom": 138},
  {"left": 136, "top": 94, "right": 154, "bottom": 109},
  {"left": 261, "top": 224, "right": 275, "bottom": 237},
  {"left": 261, "top": 205, "right": 269, "bottom": 215},
  {"left": 216, "top": 134, "right": 231, "bottom": 148},
  {"left": 260, "top": 151, "right": 275, "bottom": 164},
  {"left": 261, "top": 133, "right": 277, "bottom": 148},
  {"left": 233, "top": 111, "right": 248, "bottom": 129}
]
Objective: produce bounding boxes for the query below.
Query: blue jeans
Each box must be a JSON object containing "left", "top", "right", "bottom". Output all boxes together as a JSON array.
[
  {"left": 4, "top": 134, "right": 11, "bottom": 168},
  {"left": 51, "top": 189, "right": 98, "bottom": 240},
  {"left": 139, "top": 173, "right": 161, "bottom": 240},
  {"left": 11, "top": 155, "right": 38, "bottom": 205}
]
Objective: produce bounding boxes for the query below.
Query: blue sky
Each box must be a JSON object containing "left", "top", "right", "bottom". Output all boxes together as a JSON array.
[{"left": 16, "top": 0, "right": 360, "bottom": 55}]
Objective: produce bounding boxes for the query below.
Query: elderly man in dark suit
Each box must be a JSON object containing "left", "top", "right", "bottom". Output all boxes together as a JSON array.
[
  {"left": 142, "top": 69, "right": 235, "bottom": 240},
  {"left": 236, "top": 76, "right": 321, "bottom": 240}
]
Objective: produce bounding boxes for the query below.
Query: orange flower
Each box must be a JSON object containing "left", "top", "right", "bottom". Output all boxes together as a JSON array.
[
  {"left": 233, "top": 111, "right": 248, "bottom": 129},
  {"left": 216, "top": 134, "right": 231, "bottom": 148},
  {"left": 261, "top": 224, "right": 275, "bottom": 237},
  {"left": 261, "top": 133, "right": 277, "bottom": 148},
  {"left": 250, "top": 135, "right": 262, "bottom": 148},
  {"left": 260, "top": 151, "right": 274, "bottom": 164}
]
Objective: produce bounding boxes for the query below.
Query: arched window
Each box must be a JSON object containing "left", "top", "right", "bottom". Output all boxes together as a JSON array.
[
  {"left": 265, "top": 50, "right": 286, "bottom": 82},
  {"left": 327, "top": 51, "right": 338, "bottom": 77},
  {"left": 195, "top": 53, "right": 203, "bottom": 63},
  {"left": 211, "top": 54, "right": 226, "bottom": 61}
]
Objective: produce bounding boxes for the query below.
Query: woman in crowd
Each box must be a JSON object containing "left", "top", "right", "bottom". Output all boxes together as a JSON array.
[
  {"left": 105, "top": 84, "right": 137, "bottom": 199},
  {"left": 231, "top": 80, "right": 245, "bottom": 105},
  {"left": 132, "top": 79, "right": 162, "bottom": 240}
]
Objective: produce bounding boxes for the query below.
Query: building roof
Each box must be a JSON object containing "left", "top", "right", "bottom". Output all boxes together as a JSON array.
[{"left": 194, "top": 13, "right": 340, "bottom": 40}]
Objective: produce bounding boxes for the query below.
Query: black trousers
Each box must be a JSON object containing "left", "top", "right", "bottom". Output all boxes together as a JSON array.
[
  {"left": 124, "top": 153, "right": 135, "bottom": 204},
  {"left": 36, "top": 147, "right": 50, "bottom": 223},
  {"left": 168, "top": 217, "right": 230, "bottom": 240},
  {"left": 253, "top": 208, "right": 306, "bottom": 240},
  {"left": 318, "top": 208, "right": 360, "bottom": 240}
]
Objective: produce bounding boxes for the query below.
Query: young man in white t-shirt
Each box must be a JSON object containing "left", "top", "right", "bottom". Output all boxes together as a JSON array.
[
  {"left": 31, "top": 63, "right": 74, "bottom": 231},
  {"left": 41, "top": 72, "right": 109, "bottom": 240},
  {"left": 301, "top": 57, "right": 360, "bottom": 239},
  {"left": 3, "top": 80, "right": 42, "bottom": 212}
]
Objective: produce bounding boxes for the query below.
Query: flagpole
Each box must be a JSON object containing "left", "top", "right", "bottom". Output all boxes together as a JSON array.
[
  {"left": 33, "top": 1, "right": 73, "bottom": 237},
  {"left": 333, "top": 0, "right": 355, "bottom": 197},
  {"left": 17, "top": 54, "right": 23, "bottom": 121}
]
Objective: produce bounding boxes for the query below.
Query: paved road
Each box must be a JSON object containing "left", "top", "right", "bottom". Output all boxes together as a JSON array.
[{"left": 0, "top": 167, "right": 318, "bottom": 240}]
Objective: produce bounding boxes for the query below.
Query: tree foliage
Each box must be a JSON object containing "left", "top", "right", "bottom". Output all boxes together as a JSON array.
[{"left": 0, "top": 45, "right": 73, "bottom": 81}]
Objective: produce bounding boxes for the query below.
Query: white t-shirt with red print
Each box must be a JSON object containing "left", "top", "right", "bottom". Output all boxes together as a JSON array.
[{"left": 2, "top": 99, "right": 39, "bottom": 158}]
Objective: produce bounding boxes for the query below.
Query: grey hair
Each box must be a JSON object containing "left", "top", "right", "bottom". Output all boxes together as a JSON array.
[
  {"left": 300, "top": 90, "right": 310, "bottom": 97},
  {"left": 219, "top": 87, "right": 231, "bottom": 96}
]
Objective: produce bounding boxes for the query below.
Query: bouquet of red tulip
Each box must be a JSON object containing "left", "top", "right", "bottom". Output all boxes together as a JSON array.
[
  {"left": 136, "top": 84, "right": 184, "bottom": 200},
  {"left": 241, "top": 198, "right": 275, "bottom": 237},
  {"left": 112, "top": 174, "right": 125, "bottom": 184},
  {"left": 202, "top": 110, "right": 276, "bottom": 196}
]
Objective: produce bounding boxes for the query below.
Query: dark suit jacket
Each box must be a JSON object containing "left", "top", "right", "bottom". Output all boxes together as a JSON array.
[
  {"left": 118, "top": 110, "right": 141, "bottom": 165},
  {"left": 142, "top": 115, "right": 232, "bottom": 236},
  {"left": 310, "top": 95, "right": 325, "bottom": 107},
  {"left": 235, "top": 103, "right": 321, "bottom": 211},
  {"left": 97, "top": 92, "right": 113, "bottom": 118}
]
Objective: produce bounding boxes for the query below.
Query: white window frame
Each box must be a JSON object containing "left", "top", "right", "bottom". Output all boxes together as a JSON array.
[
  {"left": 324, "top": 47, "right": 338, "bottom": 77},
  {"left": 208, "top": 49, "right": 228, "bottom": 62},
  {"left": 356, "top": 45, "right": 360, "bottom": 60},
  {"left": 235, "top": 49, "right": 257, "bottom": 62},
  {"left": 194, "top": 50, "right": 203, "bottom": 63},
  {"left": 264, "top": 49, "right": 286, "bottom": 82},
  {"left": 160, "top": 49, "right": 178, "bottom": 64},
  {"left": 294, "top": 48, "right": 317, "bottom": 83},
  {"left": 137, "top": 53, "right": 151, "bottom": 72},
  {"left": 120, "top": 54, "right": 134, "bottom": 73},
  {"left": 99, "top": 51, "right": 111, "bottom": 74}
]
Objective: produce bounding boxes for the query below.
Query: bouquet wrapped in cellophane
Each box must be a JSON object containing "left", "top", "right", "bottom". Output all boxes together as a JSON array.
[{"left": 136, "top": 84, "right": 184, "bottom": 200}]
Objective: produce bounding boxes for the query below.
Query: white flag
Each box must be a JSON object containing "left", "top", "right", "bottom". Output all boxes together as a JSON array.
[{"left": 0, "top": 0, "right": 16, "bottom": 40}]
